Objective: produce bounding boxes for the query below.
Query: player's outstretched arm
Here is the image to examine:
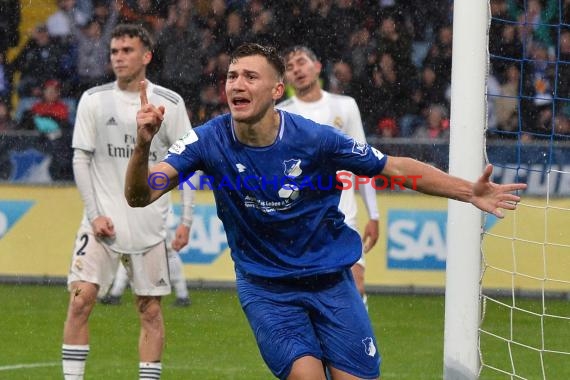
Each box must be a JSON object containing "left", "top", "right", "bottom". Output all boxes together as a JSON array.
[
  {"left": 125, "top": 81, "right": 178, "bottom": 207},
  {"left": 382, "top": 157, "right": 526, "bottom": 218}
]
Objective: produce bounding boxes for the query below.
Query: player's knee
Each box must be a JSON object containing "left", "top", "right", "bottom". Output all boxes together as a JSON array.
[
  {"left": 137, "top": 296, "right": 162, "bottom": 322},
  {"left": 69, "top": 286, "right": 96, "bottom": 318}
]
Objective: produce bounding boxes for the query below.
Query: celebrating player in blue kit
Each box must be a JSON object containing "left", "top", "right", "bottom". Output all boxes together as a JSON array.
[{"left": 125, "top": 43, "right": 526, "bottom": 380}]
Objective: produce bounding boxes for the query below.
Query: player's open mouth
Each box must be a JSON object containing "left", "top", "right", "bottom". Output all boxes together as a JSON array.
[{"left": 232, "top": 97, "right": 250, "bottom": 107}]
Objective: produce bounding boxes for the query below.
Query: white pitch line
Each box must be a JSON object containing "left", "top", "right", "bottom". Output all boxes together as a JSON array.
[{"left": 0, "top": 362, "right": 59, "bottom": 371}]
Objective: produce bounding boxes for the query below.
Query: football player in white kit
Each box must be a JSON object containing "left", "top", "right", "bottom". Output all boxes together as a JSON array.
[
  {"left": 62, "top": 24, "right": 192, "bottom": 380},
  {"left": 277, "top": 45, "right": 379, "bottom": 308}
]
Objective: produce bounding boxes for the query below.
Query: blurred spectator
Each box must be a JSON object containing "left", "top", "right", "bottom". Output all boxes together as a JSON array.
[
  {"left": 418, "top": 64, "right": 449, "bottom": 108},
  {"left": 490, "top": 23, "right": 524, "bottom": 81},
  {"left": 153, "top": 0, "right": 202, "bottom": 106},
  {"left": 271, "top": 0, "right": 309, "bottom": 49},
  {"left": 347, "top": 26, "right": 375, "bottom": 82},
  {"left": 376, "top": 117, "right": 398, "bottom": 138},
  {"left": 0, "top": 0, "right": 21, "bottom": 56},
  {"left": 245, "top": 8, "right": 276, "bottom": 48},
  {"left": 304, "top": 0, "right": 339, "bottom": 65},
  {"left": 327, "top": 0, "right": 363, "bottom": 59},
  {"left": 194, "top": 0, "right": 227, "bottom": 38},
  {"left": 194, "top": 51, "right": 229, "bottom": 124},
  {"left": 406, "top": 0, "right": 451, "bottom": 42},
  {"left": 361, "top": 53, "right": 408, "bottom": 137},
  {"left": 0, "top": 52, "right": 14, "bottom": 106},
  {"left": 221, "top": 10, "right": 247, "bottom": 53},
  {"left": 118, "top": 0, "right": 168, "bottom": 36},
  {"left": 487, "top": 72, "right": 501, "bottom": 133},
  {"left": 30, "top": 80, "right": 70, "bottom": 126},
  {"left": 24, "top": 79, "right": 74, "bottom": 180},
  {"left": 0, "top": 100, "right": 17, "bottom": 132},
  {"left": 193, "top": 83, "right": 225, "bottom": 125},
  {"left": 92, "top": 0, "right": 116, "bottom": 25},
  {"left": 412, "top": 103, "right": 450, "bottom": 139},
  {"left": 521, "top": 42, "right": 555, "bottom": 137},
  {"left": 554, "top": 112, "right": 570, "bottom": 139},
  {"left": 494, "top": 64, "right": 521, "bottom": 136},
  {"left": 423, "top": 24, "right": 453, "bottom": 83},
  {"left": 522, "top": 104, "right": 553, "bottom": 141},
  {"left": 71, "top": 2, "right": 118, "bottom": 96},
  {"left": 12, "top": 24, "right": 68, "bottom": 98},
  {"left": 46, "top": 0, "right": 90, "bottom": 41},
  {"left": 328, "top": 60, "right": 357, "bottom": 96},
  {"left": 508, "top": 0, "right": 558, "bottom": 52},
  {"left": 556, "top": 30, "right": 570, "bottom": 99},
  {"left": 375, "top": 13, "right": 416, "bottom": 80}
]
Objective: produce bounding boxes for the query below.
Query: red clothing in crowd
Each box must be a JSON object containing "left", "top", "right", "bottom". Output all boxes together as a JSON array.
[{"left": 31, "top": 100, "right": 69, "bottom": 122}]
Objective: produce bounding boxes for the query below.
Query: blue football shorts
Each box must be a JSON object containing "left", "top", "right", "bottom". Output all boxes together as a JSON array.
[{"left": 236, "top": 268, "right": 381, "bottom": 379}]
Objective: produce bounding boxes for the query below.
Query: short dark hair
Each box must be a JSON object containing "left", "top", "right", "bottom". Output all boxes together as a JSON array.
[
  {"left": 111, "top": 24, "right": 154, "bottom": 51},
  {"left": 282, "top": 45, "right": 318, "bottom": 63},
  {"left": 230, "top": 43, "right": 285, "bottom": 80}
]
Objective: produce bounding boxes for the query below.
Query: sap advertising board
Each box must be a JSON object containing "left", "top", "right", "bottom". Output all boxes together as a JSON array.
[
  {"left": 387, "top": 209, "right": 498, "bottom": 270},
  {"left": 172, "top": 204, "right": 229, "bottom": 264},
  {"left": 0, "top": 200, "right": 35, "bottom": 238}
]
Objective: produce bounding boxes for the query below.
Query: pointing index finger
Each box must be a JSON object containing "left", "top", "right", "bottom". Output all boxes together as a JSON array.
[{"left": 139, "top": 80, "right": 148, "bottom": 106}]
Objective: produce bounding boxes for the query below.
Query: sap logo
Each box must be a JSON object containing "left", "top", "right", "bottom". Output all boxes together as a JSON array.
[
  {"left": 0, "top": 200, "right": 35, "bottom": 239},
  {"left": 387, "top": 210, "right": 500, "bottom": 270},
  {"left": 172, "top": 204, "right": 228, "bottom": 264},
  {"left": 387, "top": 210, "right": 447, "bottom": 270}
]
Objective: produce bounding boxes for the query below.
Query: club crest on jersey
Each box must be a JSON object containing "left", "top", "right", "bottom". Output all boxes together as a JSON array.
[
  {"left": 352, "top": 140, "right": 368, "bottom": 156},
  {"left": 283, "top": 159, "right": 302, "bottom": 177},
  {"left": 362, "top": 337, "right": 377, "bottom": 357}
]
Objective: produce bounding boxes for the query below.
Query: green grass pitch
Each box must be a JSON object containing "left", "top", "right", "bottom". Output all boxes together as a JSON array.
[{"left": 0, "top": 284, "right": 568, "bottom": 379}]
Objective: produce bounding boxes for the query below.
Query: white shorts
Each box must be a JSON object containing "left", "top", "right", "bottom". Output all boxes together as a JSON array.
[{"left": 67, "top": 227, "right": 171, "bottom": 297}]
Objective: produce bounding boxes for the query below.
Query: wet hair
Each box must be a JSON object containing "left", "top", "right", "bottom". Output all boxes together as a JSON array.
[
  {"left": 281, "top": 45, "right": 318, "bottom": 63},
  {"left": 230, "top": 43, "right": 285, "bottom": 80},
  {"left": 111, "top": 24, "right": 154, "bottom": 51}
]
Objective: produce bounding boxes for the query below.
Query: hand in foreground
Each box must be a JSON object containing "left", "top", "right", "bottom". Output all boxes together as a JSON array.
[
  {"left": 470, "top": 164, "right": 527, "bottom": 218},
  {"left": 171, "top": 224, "right": 190, "bottom": 251},
  {"left": 91, "top": 216, "right": 116, "bottom": 239},
  {"left": 362, "top": 219, "right": 379, "bottom": 253},
  {"left": 136, "top": 80, "right": 165, "bottom": 145}
]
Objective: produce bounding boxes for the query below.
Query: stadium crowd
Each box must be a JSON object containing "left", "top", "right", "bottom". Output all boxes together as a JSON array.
[{"left": 0, "top": 0, "right": 569, "bottom": 180}]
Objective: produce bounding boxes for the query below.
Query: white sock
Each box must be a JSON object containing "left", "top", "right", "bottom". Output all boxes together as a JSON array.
[
  {"left": 139, "top": 361, "right": 162, "bottom": 379},
  {"left": 62, "top": 344, "right": 89, "bottom": 380},
  {"left": 109, "top": 264, "right": 129, "bottom": 297},
  {"left": 168, "top": 253, "right": 189, "bottom": 299}
]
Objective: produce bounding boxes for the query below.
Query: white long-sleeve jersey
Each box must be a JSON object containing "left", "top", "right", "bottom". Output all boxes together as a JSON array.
[{"left": 72, "top": 80, "right": 191, "bottom": 253}]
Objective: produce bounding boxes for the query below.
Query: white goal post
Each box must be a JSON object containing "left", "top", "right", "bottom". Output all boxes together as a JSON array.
[{"left": 444, "top": 0, "right": 488, "bottom": 379}]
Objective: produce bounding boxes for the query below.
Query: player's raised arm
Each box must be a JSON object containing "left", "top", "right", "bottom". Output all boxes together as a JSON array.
[
  {"left": 382, "top": 156, "right": 526, "bottom": 218},
  {"left": 125, "top": 81, "right": 178, "bottom": 207}
]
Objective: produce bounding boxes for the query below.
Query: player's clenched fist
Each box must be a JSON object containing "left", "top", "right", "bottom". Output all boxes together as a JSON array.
[{"left": 136, "top": 80, "right": 165, "bottom": 144}]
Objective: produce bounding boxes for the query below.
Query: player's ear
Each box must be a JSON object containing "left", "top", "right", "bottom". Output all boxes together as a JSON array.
[
  {"left": 272, "top": 81, "right": 285, "bottom": 100},
  {"left": 143, "top": 50, "right": 152, "bottom": 65},
  {"left": 315, "top": 60, "right": 323, "bottom": 75}
]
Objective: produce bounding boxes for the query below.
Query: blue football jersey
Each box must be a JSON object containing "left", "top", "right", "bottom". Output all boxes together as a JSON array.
[{"left": 164, "top": 110, "right": 387, "bottom": 278}]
